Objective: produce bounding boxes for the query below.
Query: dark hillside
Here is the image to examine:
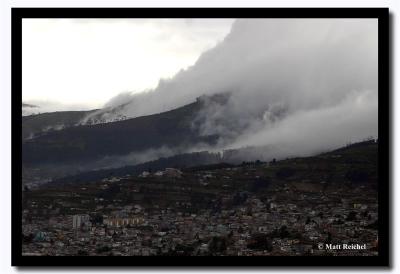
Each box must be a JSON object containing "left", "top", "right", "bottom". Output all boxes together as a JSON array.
[
  {"left": 22, "top": 100, "right": 219, "bottom": 165},
  {"left": 50, "top": 140, "right": 378, "bottom": 190},
  {"left": 22, "top": 110, "right": 97, "bottom": 140}
]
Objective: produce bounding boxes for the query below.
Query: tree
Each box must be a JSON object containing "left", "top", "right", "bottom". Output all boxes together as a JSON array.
[
  {"left": 346, "top": 211, "right": 357, "bottom": 221},
  {"left": 325, "top": 232, "right": 332, "bottom": 243},
  {"left": 90, "top": 214, "right": 103, "bottom": 225},
  {"left": 208, "top": 236, "right": 227, "bottom": 253},
  {"left": 346, "top": 169, "right": 369, "bottom": 183},
  {"left": 252, "top": 177, "right": 270, "bottom": 192},
  {"left": 77, "top": 249, "right": 89, "bottom": 256},
  {"left": 247, "top": 234, "right": 273, "bottom": 251},
  {"left": 276, "top": 167, "right": 296, "bottom": 179},
  {"left": 22, "top": 233, "right": 34, "bottom": 244},
  {"left": 96, "top": 245, "right": 111, "bottom": 254},
  {"left": 232, "top": 192, "right": 248, "bottom": 205},
  {"left": 279, "top": 225, "right": 290, "bottom": 238}
]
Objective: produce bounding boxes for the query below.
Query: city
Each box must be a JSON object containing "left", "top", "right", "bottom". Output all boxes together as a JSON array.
[{"left": 22, "top": 141, "right": 378, "bottom": 256}]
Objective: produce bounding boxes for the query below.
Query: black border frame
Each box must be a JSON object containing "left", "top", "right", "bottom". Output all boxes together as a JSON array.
[{"left": 11, "top": 7, "right": 390, "bottom": 267}]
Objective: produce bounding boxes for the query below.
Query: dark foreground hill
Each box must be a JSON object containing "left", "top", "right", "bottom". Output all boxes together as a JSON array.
[
  {"left": 50, "top": 140, "right": 378, "bottom": 190},
  {"left": 52, "top": 151, "right": 224, "bottom": 185}
]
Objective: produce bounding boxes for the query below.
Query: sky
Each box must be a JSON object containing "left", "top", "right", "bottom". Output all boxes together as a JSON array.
[{"left": 22, "top": 18, "right": 234, "bottom": 110}]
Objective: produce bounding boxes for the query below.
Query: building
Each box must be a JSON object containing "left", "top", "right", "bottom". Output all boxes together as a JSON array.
[
  {"left": 164, "top": 168, "right": 183, "bottom": 178},
  {"left": 72, "top": 214, "right": 90, "bottom": 229},
  {"left": 139, "top": 171, "right": 151, "bottom": 178},
  {"left": 104, "top": 216, "right": 144, "bottom": 227},
  {"left": 154, "top": 168, "right": 183, "bottom": 178}
]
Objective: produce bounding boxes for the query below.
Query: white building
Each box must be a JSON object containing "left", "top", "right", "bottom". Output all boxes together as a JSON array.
[{"left": 72, "top": 214, "right": 90, "bottom": 229}]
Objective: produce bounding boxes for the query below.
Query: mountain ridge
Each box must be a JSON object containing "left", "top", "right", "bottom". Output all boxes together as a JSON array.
[
  {"left": 43, "top": 139, "right": 378, "bottom": 190},
  {"left": 22, "top": 95, "right": 226, "bottom": 167}
]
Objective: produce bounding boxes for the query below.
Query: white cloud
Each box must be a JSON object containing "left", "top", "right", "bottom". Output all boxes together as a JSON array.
[
  {"left": 229, "top": 89, "right": 378, "bottom": 158},
  {"left": 90, "top": 18, "right": 378, "bottom": 160},
  {"left": 22, "top": 18, "right": 234, "bottom": 109},
  {"left": 93, "top": 18, "right": 377, "bottom": 122}
]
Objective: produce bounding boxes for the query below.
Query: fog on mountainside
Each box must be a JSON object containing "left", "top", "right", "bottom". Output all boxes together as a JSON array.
[
  {"left": 22, "top": 101, "right": 95, "bottom": 116},
  {"left": 81, "top": 18, "right": 378, "bottom": 159}
]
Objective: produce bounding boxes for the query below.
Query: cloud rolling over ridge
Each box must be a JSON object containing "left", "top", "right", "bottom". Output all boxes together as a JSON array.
[{"left": 84, "top": 18, "right": 378, "bottom": 160}]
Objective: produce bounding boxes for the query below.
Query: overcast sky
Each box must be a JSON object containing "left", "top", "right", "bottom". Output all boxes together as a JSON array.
[{"left": 22, "top": 18, "right": 234, "bottom": 109}]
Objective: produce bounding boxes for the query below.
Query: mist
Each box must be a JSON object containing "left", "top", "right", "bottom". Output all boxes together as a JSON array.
[
  {"left": 90, "top": 144, "right": 213, "bottom": 170},
  {"left": 22, "top": 100, "right": 96, "bottom": 116},
  {"left": 83, "top": 18, "right": 378, "bottom": 161}
]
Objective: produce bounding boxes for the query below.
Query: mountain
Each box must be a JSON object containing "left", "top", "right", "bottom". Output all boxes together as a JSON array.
[
  {"left": 22, "top": 103, "right": 38, "bottom": 108},
  {"left": 22, "top": 95, "right": 228, "bottom": 169},
  {"left": 22, "top": 103, "right": 39, "bottom": 116},
  {"left": 22, "top": 110, "right": 98, "bottom": 140}
]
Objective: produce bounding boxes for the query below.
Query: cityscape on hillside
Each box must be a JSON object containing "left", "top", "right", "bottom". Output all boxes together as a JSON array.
[{"left": 22, "top": 140, "right": 378, "bottom": 256}]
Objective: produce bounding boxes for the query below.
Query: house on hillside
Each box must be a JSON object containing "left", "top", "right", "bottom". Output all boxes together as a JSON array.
[{"left": 154, "top": 168, "right": 183, "bottom": 178}]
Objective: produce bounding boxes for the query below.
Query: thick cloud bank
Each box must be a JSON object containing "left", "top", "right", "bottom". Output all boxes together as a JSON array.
[{"left": 83, "top": 18, "right": 378, "bottom": 159}]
